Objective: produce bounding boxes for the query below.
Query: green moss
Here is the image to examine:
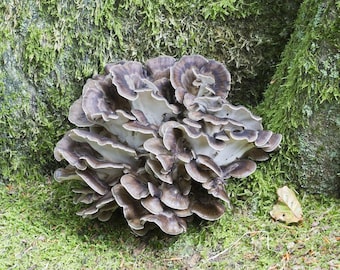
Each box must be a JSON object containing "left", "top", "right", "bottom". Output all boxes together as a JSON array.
[
  {"left": 23, "top": 25, "right": 57, "bottom": 79},
  {"left": 259, "top": 0, "right": 339, "bottom": 128}
]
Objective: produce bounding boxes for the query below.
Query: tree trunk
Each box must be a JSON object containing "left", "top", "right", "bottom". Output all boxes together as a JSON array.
[{"left": 257, "top": 0, "right": 339, "bottom": 197}]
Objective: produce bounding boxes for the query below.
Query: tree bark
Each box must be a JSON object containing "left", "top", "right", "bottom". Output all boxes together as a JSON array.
[{"left": 257, "top": 0, "right": 339, "bottom": 197}]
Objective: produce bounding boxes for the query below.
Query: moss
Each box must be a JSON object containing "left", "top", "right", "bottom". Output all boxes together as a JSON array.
[
  {"left": 255, "top": 0, "right": 340, "bottom": 197},
  {"left": 23, "top": 25, "right": 58, "bottom": 80}
]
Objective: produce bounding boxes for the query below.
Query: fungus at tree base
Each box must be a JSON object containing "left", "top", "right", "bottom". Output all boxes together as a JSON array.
[{"left": 54, "top": 55, "right": 282, "bottom": 235}]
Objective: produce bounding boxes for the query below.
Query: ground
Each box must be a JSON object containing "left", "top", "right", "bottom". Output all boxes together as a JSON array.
[{"left": 1, "top": 179, "right": 339, "bottom": 269}]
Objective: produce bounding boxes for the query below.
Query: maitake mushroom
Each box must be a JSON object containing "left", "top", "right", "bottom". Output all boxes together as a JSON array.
[{"left": 54, "top": 55, "right": 282, "bottom": 235}]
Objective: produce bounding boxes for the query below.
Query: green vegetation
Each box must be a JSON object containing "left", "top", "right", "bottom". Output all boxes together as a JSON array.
[
  {"left": 1, "top": 180, "right": 339, "bottom": 269},
  {"left": 0, "top": 0, "right": 339, "bottom": 268}
]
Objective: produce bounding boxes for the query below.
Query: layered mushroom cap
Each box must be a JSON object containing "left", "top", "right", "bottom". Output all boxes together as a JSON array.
[{"left": 54, "top": 55, "right": 282, "bottom": 235}]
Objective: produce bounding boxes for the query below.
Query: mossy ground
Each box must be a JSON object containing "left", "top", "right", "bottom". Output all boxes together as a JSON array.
[
  {"left": 1, "top": 179, "right": 339, "bottom": 269},
  {"left": 1, "top": 0, "right": 339, "bottom": 268}
]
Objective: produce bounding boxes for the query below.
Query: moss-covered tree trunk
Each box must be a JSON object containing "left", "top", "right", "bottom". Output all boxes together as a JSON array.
[{"left": 257, "top": 0, "right": 339, "bottom": 197}]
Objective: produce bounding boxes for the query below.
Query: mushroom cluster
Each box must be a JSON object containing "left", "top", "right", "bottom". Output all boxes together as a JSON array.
[{"left": 54, "top": 55, "right": 282, "bottom": 235}]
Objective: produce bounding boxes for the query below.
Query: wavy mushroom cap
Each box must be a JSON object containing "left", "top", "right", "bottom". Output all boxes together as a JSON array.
[
  {"left": 54, "top": 54, "right": 282, "bottom": 235},
  {"left": 170, "top": 55, "right": 231, "bottom": 104},
  {"left": 145, "top": 56, "right": 176, "bottom": 82}
]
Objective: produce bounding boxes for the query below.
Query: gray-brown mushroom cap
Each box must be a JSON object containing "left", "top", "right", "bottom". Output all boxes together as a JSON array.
[
  {"left": 202, "top": 178, "right": 230, "bottom": 203},
  {"left": 141, "top": 211, "right": 187, "bottom": 235},
  {"left": 120, "top": 174, "right": 149, "bottom": 200},
  {"left": 112, "top": 184, "right": 149, "bottom": 231},
  {"left": 68, "top": 129, "right": 137, "bottom": 165},
  {"left": 160, "top": 183, "right": 190, "bottom": 210},
  {"left": 191, "top": 199, "right": 226, "bottom": 221},
  {"left": 68, "top": 98, "right": 93, "bottom": 127},
  {"left": 54, "top": 166, "right": 80, "bottom": 182},
  {"left": 170, "top": 55, "right": 231, "bottom": 104},
  {"left": 145, "top": 56, "right": 176, "bottom": 81},
  {"left": 141, "top": 196, "right": 164, "bottom": 215},
  {"left": 73, "top": 190, "right": 101, "bottom": 205},
  {"left": 145, "top": 159, "right": 173, "bottom": 184},
  {"left": 184, "top": 161, "right": 212, "bottom": 183},
  {"left": 255, "top": 130, "right": 273, "bottom": 147},
  {"left": 262, "top": 134, "right": 282, "bottom": 152},
  {"left": 229, "top": 130, "right": 258, "bottom": 142},
  {"left": 215, "top": 103, "right": 263, "bottom": 130},
  {"left": 75, "top": 191, "right": 118, "bottom": 221},
  {"left": 109, "top": 61, "right": 144, "bottom": 100},
  {"left": 75, "top": 169, "right": 109, "bottom": 195},
  {"left": 222, "top": 160, "right": 257, "bottom": 178},
  {"left": 54, "top": 132, "right": 99, "bottom": 170}
]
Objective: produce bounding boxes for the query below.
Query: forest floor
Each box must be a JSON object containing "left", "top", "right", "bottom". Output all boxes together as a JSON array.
[{"left": 1, "top": 177, "right": 339, "bottom": 269}]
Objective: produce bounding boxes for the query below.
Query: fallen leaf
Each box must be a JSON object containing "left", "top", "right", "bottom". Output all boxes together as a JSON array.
[{"left": 270, "top": 186, "right": 303, "bottom": 224}]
